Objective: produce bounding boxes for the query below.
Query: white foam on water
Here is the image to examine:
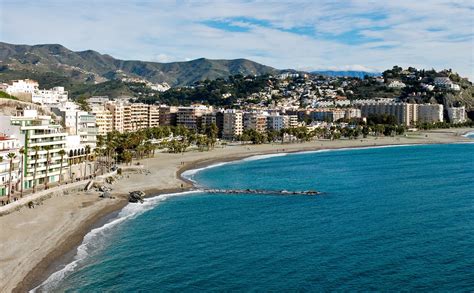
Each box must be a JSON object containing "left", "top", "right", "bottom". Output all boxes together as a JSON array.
[
  {"left": 31, "top": 190, "right": 201, "bottom": 293},
  {"left": 241, "top": 153, "right": 288, "bottom": 161},
  {"left": 462, "top": 131, "right": 474, "bottom": 138},
  {"left": 181, "top": 162, "right": 231, "bottom": 183},
  {"left": 181, "top": 153, "right": 289, "bottom": 183},
  {"left": 298, "top": 144, "right": 416, "bottom": 155}
]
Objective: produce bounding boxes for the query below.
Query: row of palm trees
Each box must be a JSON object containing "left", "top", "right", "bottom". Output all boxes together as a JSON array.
[
  {"left": 95, "top": 124, "right": 219, "bottom": 163},
  {"left": 1, "top": 125, "right": 218, "bottom": 204}
]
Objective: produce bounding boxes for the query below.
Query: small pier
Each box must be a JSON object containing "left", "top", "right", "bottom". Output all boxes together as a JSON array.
[{"left": 202, "top": 188, "right": 321, "bottom": 196}]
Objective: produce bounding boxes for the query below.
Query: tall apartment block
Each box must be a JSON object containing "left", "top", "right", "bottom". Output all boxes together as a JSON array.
[
  {"left": 222, "top": 110, "right": 243, "bottom": 140},
  {"left": 0, "top": 110, "right": 68, "bottom": 190},
  {"left": 359, "top": 103, "right": 418, "bottom": 126}
]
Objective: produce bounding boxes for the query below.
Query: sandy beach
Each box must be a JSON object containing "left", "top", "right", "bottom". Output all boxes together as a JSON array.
[{"left": 1, "top": 128, "right": 472, "bottom": 292}]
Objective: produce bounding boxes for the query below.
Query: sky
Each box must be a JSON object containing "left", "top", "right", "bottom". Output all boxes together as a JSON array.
[{"left": 1, "top": 0, "right": 473, "bottom": 79}]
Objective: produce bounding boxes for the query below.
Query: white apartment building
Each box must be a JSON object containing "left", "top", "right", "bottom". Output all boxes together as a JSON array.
[
  {"left": 335, "top": 100, "right": 351, "bottom": 107},
  {"left": 4, "top": 79, "right": 68, "bottom": 105},
  {"left": 351, "top": 98, "right": 396, "bottom": 105},
  {"left": 417, "top": 104, "right": 444, "bottom": 124},
  {"left": 447, "top": 106, "right": 467, "bottom": 124},
  {"left": 76, "top": 112, "right": 97, "bottom": 148},
  {"left": 4, "top": 79, "right": 39, "bottom": 101},
  {"left": 287, "top": 115, "right": 298, "bottom": 128},
  {"left": 0, "top": 110, "right": 68, "bottom": 190},
  {"left": 222, "top": 110, "right": 243, "bottom": 140},
  {"left": 32, "top": 86, "right": 68, "bottom": 105},
  {"left": 434, "top": 77, "right": 460, "bottom": 91},
  {"left": 266, "top": 114, "right": 298, "bottom": 131},
  {"left": 51, "top": 102, "right": 97, "bottom": 147},
  {"left": 88, "top": 96, "right": 110, "bottom": 106},
  {"left": 314, "top": 101, "right": 334, "bottom": 108},
  {"left": 5, "top": 79, "right": 38, "bottom": 95},
  {"left": 0, "top": 135, "right": 21, "bottom": 197},
  {"left": 267, "top": 115, "right": 286, "bottom": 131}
]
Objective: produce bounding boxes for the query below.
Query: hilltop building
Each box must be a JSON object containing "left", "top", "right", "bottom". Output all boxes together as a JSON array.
[
  {"left": 434, "top": 77, "right": 461, "bottom": 91},
  {"left": 4, "top": 79, "right": 68, "bottom": 105}
]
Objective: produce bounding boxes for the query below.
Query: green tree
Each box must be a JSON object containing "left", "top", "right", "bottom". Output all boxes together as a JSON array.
[
  {"left": 205, "top": 123, "right": 218, "bottom": 149},
  {"left": 123, "top": 150, "right": 133, "bottom": 165},
  {"left": 362, "top": 126, "right": 370, "bottom": 138}
]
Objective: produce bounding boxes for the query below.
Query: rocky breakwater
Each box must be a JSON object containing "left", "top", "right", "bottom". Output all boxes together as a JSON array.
[{"left": 128, "top": 191, "right": 145, "bottom": 203}]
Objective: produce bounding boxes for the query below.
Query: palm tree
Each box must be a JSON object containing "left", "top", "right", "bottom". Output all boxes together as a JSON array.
[
  {"left": 84, "top": 145, "right": 91, "bottom": 180},
  {"left": 58, "top": 149, "right": 66, "bottom": 184},
  {"left": 32, "top": 146, "right": 40, "bottom": 193},
  {"left": 19, "top": 147, "right": 25, "bottom": 197},
  {"left": 7, "top": 152, "right": 17, "bottom": 202},
  {"left": 43, "top": 145, "right": 52, "bottom": 190},
  {"left": 123, "top": 150, "right": 133, "bottom": 165},
  {"left": 93, "top": 147, "right": 102, "bottom": 175},
  {"left": 105, "top": 132, "right": 117, "bottom": 168},
  {"left": 68, "top": 150, "right": 74, "bottom": 183}
]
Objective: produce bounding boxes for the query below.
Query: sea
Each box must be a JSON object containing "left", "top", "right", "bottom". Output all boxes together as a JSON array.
[{"left": 35, "top": 143, "right": 474, "bottom": 292}]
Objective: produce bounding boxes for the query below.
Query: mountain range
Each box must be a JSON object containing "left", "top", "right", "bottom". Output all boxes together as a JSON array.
[
  {"left": 0, "top": 42, "right": 279, "bottom": 87},
  {"left": 311, "top": 70, "right": 381, "bottom": 78},
  {"left": 0, "top": 42, "right": 386, "bottom": 90}
]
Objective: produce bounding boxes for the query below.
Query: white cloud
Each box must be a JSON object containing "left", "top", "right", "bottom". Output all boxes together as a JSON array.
[
  {"left": 308, "top": 65, "right": 381, "bottom": 73},
  {"left": 0, "top": 0, "right": 472, "bottom": 80}
]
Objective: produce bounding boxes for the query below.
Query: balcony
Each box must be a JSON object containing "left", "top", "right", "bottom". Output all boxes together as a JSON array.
[
  {"left": 29, "top": 140, "right": 66, "bottom": 147},
  {"left": 30, "top": 131, "right": 67, "bottom": 138}
]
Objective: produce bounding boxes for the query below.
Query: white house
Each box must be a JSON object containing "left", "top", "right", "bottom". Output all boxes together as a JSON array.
[{"left": 388, "top": 80, "right": 406, "bottom": 89}]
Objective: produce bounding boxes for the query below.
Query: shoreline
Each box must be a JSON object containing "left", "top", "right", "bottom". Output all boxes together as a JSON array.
[
  {"left": 3, "top": 128, "right": 472, "bottom": 292},
  {"left": 13, "top": 199, "right": 128, "bottom": 292}
]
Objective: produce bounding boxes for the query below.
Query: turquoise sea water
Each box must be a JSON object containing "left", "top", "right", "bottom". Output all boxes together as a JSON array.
[{"left": 38, "top": 144, "right": 474, "bottom": 291}]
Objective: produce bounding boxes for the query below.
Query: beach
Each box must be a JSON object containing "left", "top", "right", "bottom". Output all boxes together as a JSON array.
[{"left": 1, "top": 128, "right": 472, "bottom": 292}]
